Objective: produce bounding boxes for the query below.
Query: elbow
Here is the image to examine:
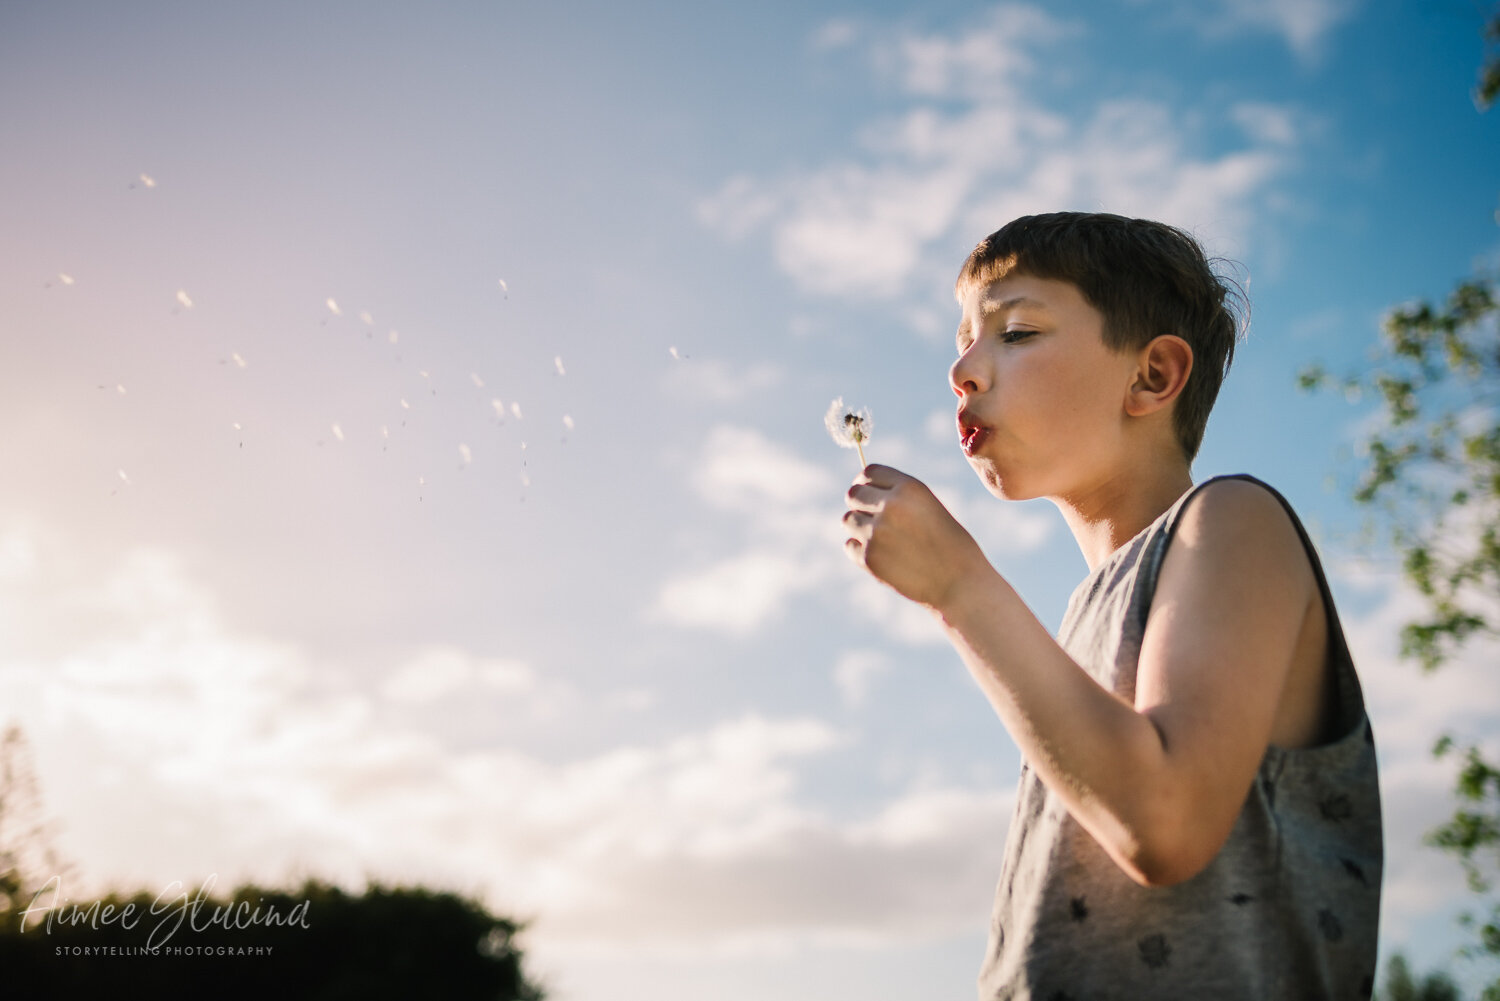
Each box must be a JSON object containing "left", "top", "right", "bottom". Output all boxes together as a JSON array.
[
  {"left": 1121, "top": 845, "right": 1210, "bottom": 889},
  {"left": 1114, "top": 808, "right": 1224, "bottom": 889}
]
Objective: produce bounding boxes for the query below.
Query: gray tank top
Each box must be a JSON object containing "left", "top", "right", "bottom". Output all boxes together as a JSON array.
[{"left": 977, "top": 475, "right": 1382, "bottom": 1000}]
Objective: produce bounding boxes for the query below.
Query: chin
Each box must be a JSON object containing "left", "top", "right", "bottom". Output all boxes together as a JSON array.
[{"left": 970, "top": 458, "right": 1034, "bottom": 502}]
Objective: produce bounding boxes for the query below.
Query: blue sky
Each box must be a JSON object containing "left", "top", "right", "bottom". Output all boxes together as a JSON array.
[{"left": 2, "top": 1, "right": 1499, "bottom": 997}]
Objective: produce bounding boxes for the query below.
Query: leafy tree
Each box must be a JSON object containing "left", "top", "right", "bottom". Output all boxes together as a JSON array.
[
  {"left": 1378, "top": 952, "right": 1463, "bottom": 1001},
  {"left": 0, "top": 722, "right": 547, "bottom": 999},
  {"left": 1300, "top": 9, "right": 1500, "bottom": 996}
]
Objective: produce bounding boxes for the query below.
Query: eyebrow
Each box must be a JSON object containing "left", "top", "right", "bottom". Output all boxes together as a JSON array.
[{"left": 956, "top": 296, "right": 1051, "bottom": 345}]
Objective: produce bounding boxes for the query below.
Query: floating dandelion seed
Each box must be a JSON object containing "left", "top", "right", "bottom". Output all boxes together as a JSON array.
[
  {"left": 58, "top": 273, "right": 75, "bottom": 286},
  {"left": 388, "top": 330, "right": 399, "bottom": 344},
  {"left": 116, "top": 384, "right": 126, "bottom": 395},
  {"left": 491, "top": 398, "right": 506, "bottom": 420},
  {"left": 510, "top": 402, "right": 523, "bottom": 420},
  {"left": 381, "top": 425, "right": 389, "bottom": 438},
  {"left": 117, "top": 469, "right": 131, "bottom": 485},
  {"left": 562, "top": 415, "right": 575, "bottom": 430},
  {"left": 139, "top": 173, "right": 156, "bottom": 188},
  {"left": 176, "top": 289, "right": 193, "bottom": 309},
  {"left": 331, "top": 423, "right": 345, "bottom": 441},
  {"left": 400, "top": 398, "right": 411, "bottom": 410},
  {"left": 471, "top": 373, "right": 485, "bottom": 388},
  {"left": 458, "top": 443, "right": 472, "bottom": 466},
  {"left": 231, "top": 352, "right": 247, "bottom": 368},
  {"left": 519, "top": 471, "right": 531, "bottom": 487},
  {"left": 668, "top": 346, "right": 681, "bottom": 360},
  {"left": 497, "top": 278, "right": 509, "bottom": 297},
  {"left": 232, "top": 422, "right": 242, "bottom": 431},
  {"left": 326, "top": 298, "right": 341, "bottom": 316},
  {"left": 824, "top": 397, "right": 872, "bottom": 468},
  {"left": 359, "top": 311, "right": 373, "bottom": 325},
  {"left": 554, "top": 356, "right": 566, "bottom": 376}
]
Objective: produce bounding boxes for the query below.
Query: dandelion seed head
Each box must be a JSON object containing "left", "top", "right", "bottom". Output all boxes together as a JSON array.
[
  {"left": 331, "top": 423, "right": 345, "bottom": 441},
  {"left": 562, "top": 414, "right": 575, "bottom": 430},
  {"left": 824, "top": 397, "right": 873, "bottom": 450},
  {"left": 176, "top": 289, "right": 193, "bottom": 309},
  {"left": 554, "top": 356, "right": 566, "bottom": 376},
  {"left": 326, "top": 298, "right": 341, "bottom": 316},
  {"left": 511, "top": 401, "right": 523, "bottom": 420}
]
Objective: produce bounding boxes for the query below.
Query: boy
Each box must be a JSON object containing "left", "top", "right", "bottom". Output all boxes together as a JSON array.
[{"left": 841, "top": 213, "right": 1382, "bottom": 998}]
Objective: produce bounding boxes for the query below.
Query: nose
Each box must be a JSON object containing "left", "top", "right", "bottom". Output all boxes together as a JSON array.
[{"left": 949, "top": 348, "right": 986, "bottom": 398}]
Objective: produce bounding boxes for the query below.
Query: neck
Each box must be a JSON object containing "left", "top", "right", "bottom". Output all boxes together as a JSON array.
[{"left": 1052, "top": 459, "right": 1194, "bottom": 572}]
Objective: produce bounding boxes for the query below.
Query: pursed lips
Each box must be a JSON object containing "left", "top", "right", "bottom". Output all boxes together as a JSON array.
[{"left": 957, "top": 410, "right": 990, "bottom": 456}]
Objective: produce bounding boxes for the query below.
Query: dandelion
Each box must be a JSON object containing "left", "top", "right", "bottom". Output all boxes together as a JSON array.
[
  {"left": 554, "top": 356, "right": 566, "bottom": 376},
  {"left": 326, "top": 298, "right": 341, "bottom": 316},
  {"left": 176, "top": 289, "right": 193, "bottom": 309},
  {"left": 824, "top": 397, "right": 872, "bottom": 468}
]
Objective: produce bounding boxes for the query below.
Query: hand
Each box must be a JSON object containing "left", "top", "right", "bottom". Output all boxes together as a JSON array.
[{"left": 842, "top": 464, "right": 990, "bottom": 611}]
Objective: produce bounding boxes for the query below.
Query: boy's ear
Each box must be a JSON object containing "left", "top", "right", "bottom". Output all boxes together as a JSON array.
[{"left": 1124, "top": 335, "right": 1193, "bottom": 417}]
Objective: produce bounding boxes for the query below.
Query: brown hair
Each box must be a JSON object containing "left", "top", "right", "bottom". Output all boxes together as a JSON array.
[{"left": 955, "top": 212, "right": 1245, "bottom": 462}]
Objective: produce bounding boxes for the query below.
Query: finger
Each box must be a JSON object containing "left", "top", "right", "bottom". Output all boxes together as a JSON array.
[
  {"left": 843, "top": 536, "right": 865, "bottom": 564},
  {"left": 858, "top": 463, "right": 905, "bottom": 488},
  {"left": 845, "top": 483, "right": 886, "bottom": 512},
  {"left": 842, "top": 509, "right": 874, "bottom": 535}
]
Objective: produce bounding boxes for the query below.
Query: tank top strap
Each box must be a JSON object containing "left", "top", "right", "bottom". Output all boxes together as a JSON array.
[{"left": 1135, "top": 473, "right": 1367, "bottom": 737}]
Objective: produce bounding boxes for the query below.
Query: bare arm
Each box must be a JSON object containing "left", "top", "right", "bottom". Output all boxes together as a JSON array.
[{"left": 844, "top": 469, "right": 1316, "bottom": 886}]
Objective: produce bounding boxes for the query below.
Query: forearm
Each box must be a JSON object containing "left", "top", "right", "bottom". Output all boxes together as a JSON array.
[{"left": 933, "top": 567, "right": 1189, "bottom": 885}]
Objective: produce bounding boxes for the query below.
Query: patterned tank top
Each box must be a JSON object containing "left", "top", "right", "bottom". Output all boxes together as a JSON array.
[{"left": 977, "top": 474, "right": 1383, "bottom": 1000}]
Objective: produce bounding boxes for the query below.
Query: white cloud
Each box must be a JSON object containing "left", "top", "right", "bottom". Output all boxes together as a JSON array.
[
  {"left": 653, "top": 551, "right": 819, "bottom": 634},
  {"left": 692, "top": 425, "right": 837, "bottom": 511},
  {"left": 1199, "top": 0, "right": 1358, "bottom": 59},
  {"left": 699, "top": 5, "right": 1297, "bottom": 308},
  {"left": 0, "top": 524, "right": 1019, "bottom": 959},
  {"left": 380, "top": 646, "right": 535, "bottom": 704}
]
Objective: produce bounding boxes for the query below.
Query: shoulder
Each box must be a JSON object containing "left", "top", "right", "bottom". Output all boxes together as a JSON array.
[{"left": 1160, "top": 476, "right": 1314, "bottom": 600}]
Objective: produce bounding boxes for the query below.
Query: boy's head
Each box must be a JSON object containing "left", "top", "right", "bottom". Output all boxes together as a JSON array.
[{"left": 955, "top": 212, "right": 1243, "bottom": 463}]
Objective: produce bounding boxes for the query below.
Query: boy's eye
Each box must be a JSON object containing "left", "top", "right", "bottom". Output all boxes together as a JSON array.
[{"left": 1001, "top": 328, "right": 1035, "bottom": 343}]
